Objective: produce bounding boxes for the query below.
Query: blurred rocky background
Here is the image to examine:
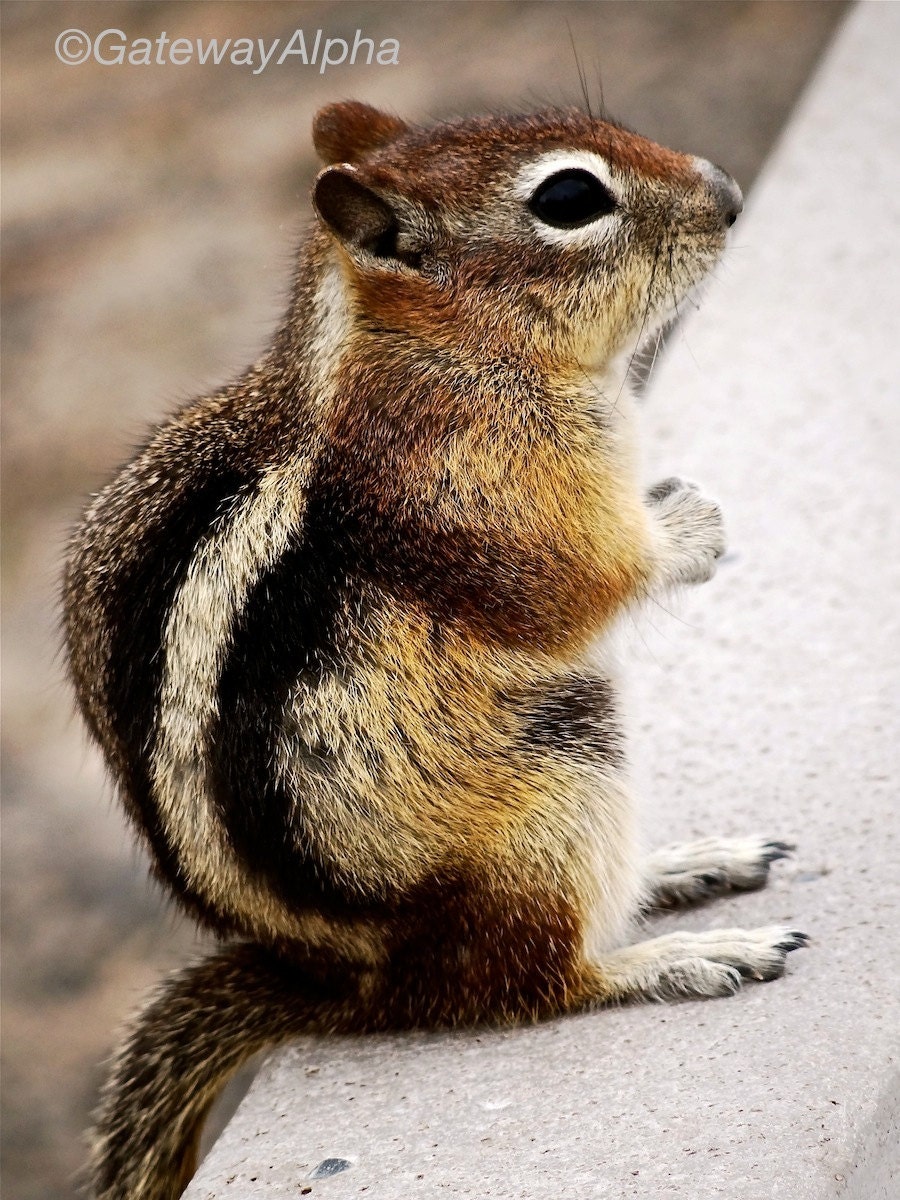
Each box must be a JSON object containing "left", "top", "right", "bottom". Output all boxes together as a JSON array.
[{"left": 1, "top": 2, "right": 849, "bottom": 1197}]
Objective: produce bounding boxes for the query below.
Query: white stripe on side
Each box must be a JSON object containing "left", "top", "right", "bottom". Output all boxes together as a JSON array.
[{"left": 148, "top": 264, "right": 351, "bottom": 940}]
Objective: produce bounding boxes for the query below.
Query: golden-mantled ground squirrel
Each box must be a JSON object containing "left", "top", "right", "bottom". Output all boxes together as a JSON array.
[{"left": 63, "top": 101, "right": 806, "bottom": 1200}]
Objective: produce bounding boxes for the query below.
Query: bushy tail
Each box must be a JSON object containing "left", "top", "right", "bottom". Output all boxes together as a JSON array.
[{"left": 90, "top": 942, "right": 356, "bottom": 1200}]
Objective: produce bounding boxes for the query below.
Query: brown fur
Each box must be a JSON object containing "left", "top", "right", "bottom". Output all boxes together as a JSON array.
[{"left": 64, "top": 102, "right": 803, "bottom": 1200}]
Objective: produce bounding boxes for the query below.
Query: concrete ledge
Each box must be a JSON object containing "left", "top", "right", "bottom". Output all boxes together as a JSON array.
[{"left": 187, "top": 3, "right": 900, "bottom": 1196}]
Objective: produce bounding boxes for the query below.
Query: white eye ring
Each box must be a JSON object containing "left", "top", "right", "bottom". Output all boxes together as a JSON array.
[{"left": 515, "top": 150, "right": 621, "bottom": 247}]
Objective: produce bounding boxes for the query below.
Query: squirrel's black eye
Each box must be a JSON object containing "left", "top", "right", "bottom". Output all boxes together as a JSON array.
[{"left": 529, "top": 168, "right": 617, "bottom": 228}]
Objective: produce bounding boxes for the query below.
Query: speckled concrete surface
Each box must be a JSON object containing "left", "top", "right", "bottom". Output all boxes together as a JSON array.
[{"left": 185, "top": 3, "right": 900, "bottom": 1197}]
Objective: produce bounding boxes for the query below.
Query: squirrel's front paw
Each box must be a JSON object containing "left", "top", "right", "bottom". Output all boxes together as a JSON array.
[{"left": 647, "top": 476, "right": 726, "bottom": 586}]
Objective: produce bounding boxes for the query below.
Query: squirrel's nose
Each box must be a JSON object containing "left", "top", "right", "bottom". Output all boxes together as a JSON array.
[{"left": 707, "top": 164, "right": 743, "bottom": 228}]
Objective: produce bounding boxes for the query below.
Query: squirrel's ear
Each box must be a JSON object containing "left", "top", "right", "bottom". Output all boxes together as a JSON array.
[
  {"left": 313, "top": 101, "right": 408, "bottom": 165},
  {"left": 313, "top": 165, "right": 399, "bottom": 258}
]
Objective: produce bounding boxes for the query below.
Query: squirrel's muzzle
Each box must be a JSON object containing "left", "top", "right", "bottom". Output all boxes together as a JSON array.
[
  {"left": 692, "top": 157, "right": 744, "bottom": 229},
  {"left": 708, "top": 164, "right": 744, "bottom": 228}
]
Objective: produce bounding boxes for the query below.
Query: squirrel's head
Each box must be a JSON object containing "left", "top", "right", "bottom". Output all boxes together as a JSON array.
[{"left": 310, "top": 101, "right": 742, "bottom": 376}]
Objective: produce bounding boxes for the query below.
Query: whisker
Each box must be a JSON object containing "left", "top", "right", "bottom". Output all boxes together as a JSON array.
[
  {"left": 566, "top": 21, "right": 593, "bottom": 120},
  {"left": 573, "top": 354, "right": 610, "bottom": 415},
  {"left": 643, "top": 327, "right": 666, "bottom": 386},
  {"left": 594, "top": 63, "right": 607, "bottom": 120},
  {"left": 645, "top": 592, "right": 701, "bottom": 630},
  {"left": 612, "top": 235, "right": 664, "bottom": 413}
]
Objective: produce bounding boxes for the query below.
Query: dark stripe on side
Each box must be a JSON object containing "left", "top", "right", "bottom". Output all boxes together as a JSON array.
[
  {"left": 101, "top": 459, "right": 255, "bottom": 919},
  {"left": 210, "top": 479, "right": 367, "bottom": 915},
  {"left": 511, "top": 674, "right": 624, "bottom": 766}
]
